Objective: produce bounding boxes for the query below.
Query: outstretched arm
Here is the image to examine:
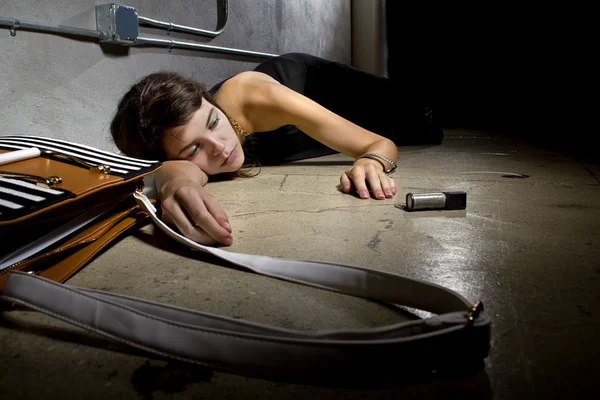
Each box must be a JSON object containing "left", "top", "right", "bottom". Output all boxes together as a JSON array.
[{"left": 221, "top": 71, "right": 398, "bottom": 199}]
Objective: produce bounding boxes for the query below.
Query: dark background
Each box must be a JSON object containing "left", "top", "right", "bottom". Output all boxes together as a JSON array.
[{"left": 385, "top": 5, "right": 591, "bottom": 159}]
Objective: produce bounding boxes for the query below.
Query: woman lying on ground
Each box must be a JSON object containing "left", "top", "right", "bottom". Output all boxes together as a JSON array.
[{"left": 110, "top": 52, "right": 443, "bottom": 246}]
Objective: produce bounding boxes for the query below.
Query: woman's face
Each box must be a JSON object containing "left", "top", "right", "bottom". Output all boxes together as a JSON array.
[{"left": 161, "top": 99, "right": 245, "bottom": 175}]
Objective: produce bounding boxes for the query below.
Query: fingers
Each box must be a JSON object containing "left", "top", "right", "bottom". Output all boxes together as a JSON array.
[
  {"left": 203, "top": 194, "right": 233, "bottom": 235},
  {"left": 179, "top": 189, "right": 232, "bottom": 245},
  {"left": 340, "top": 172, "right": 353, "bottom": 194},
  {"left": 344, "top": 163, "right": 397, "bottom": 200},
  {"left": 378, "top": 174, "right": 397, "bottom": 198},
  {"left": 365, "top": 172, "right": 397, "bottom": 199},
  {"left": 365, "top": 168, "right": 385, "bottom": 199},
  {"left": 162, "top": 186, "right": 233, "bottom": 246},
  {"left": 349, "top": 168, "right": 370, "bottom": 199},
  {"left": 162, "top": 205, "right": 220, "bottom": 246}
]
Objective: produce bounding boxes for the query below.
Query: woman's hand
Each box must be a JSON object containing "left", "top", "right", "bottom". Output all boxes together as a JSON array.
[
  {"left": 340, "top": 158, "right": 397, "bottom": 200},
  {"left": 156, "top": 161, "right": 233, "bottom": 246}
]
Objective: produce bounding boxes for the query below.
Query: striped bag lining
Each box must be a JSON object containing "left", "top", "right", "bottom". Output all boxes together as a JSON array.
[
  {"left": 0, "top": 177, "right": 74, "bottom": 221},
  {"left": 0, "top": 136, "right": 160, "bottom": 180}
]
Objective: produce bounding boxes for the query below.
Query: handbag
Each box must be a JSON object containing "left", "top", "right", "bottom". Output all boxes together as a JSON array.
[
  {"left": 0, "top": 135, "right": 162, "bottom": 288},
  {"left": 1, "top": 177, "right": 492, "bottom": 382}
]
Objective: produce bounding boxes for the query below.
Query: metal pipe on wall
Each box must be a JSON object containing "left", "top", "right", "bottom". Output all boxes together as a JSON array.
[
  {"left": 0, "top": 0, "right": 275, "bottom": 59},
  {"left": 0, "top": 17, "right": 102, "bottom": 39},
  {"left": 137, "top": 0, "right": 228, "bottom": 37},
  {"left": 134, "top": 36, "right": 276, "bottom": 58}
]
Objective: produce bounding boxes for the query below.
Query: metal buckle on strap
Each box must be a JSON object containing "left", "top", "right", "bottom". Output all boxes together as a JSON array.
[{"left": 465, "top": 300, "right": 483, "bottom": 327}]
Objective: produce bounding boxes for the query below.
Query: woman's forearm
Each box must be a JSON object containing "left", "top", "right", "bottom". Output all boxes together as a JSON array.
[
  {"left": 155, "top": 160, "right": 209, "bottom": 196},
  {"left": 355, "top": 138, "right": 398, "bottom": 169}
]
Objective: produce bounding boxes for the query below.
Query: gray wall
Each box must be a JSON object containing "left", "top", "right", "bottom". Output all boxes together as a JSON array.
[{"left": 0, "top": 0, "right": 350, "bottom": 152}]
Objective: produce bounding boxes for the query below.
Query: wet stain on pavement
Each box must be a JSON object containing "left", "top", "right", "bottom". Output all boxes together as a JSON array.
[
  {"left": 367, "top": 219, "right": 394, "bottom": 251},
  {"left": 131, "top": 360, "right": 212, "bottom": 398},
  {"left": 550, "top": 203, "right": 599, "bottom": 210},
  {"left": 577, "top": 305, "right": 592, "bottom": 317},
  {"left": 501, "top": 173, "right": 530, "bottom": 178}
]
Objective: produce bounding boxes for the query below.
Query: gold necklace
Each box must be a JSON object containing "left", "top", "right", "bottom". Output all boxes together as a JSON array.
[{"left": 228, "top": 117, "right": 251, "bottom": 138}]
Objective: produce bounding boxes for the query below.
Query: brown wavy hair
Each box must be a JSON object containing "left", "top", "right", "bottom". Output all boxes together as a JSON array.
[{"left": 110, "top": 72, "right": 218, "bottom": 160}]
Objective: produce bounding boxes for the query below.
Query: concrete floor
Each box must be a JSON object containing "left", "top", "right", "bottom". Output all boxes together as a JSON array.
[{"left": 1, "top": 128, "right": 598, "bottom": 399}]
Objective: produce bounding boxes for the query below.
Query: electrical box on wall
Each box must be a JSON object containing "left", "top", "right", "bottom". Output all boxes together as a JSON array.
[{"left": 95, "top": 3, "right": 139, "bottom": 44}]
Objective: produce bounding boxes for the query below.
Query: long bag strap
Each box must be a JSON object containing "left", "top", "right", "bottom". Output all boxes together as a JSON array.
[{"left": 1, "top": 193, "right": 491, "bottom": 380}]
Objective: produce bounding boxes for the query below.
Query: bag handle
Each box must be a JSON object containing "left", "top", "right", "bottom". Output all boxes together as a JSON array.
[{"left": 0, "top": 192, "right": 490, "bottom": 379}]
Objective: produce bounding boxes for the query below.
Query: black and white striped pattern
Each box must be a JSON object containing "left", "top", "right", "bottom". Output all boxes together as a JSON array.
[
  {"left": 0, "top": 176, "right": 73, "bottom": 221},
  {"left": 0, "top": 136, "right": 161, "bottom": 180}
]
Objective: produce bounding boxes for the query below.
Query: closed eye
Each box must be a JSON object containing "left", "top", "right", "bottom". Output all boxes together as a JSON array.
[
  {"left": 179, "top": 108, "right": 219, "bottom": 159},
  {"left": 186, "top": 143, "right": 201, "bottom": 159},
  {"left": 209, "top": 113, "right": 219, "bottom": 130}
]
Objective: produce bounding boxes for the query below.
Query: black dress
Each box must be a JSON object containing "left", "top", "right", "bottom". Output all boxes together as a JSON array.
[{"left": 208, "top": 53, "right": 443, "bottom": 166}]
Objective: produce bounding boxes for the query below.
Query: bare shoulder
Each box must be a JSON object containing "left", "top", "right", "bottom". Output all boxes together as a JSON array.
[
  {"left": 228, "top": 70, "right": 280, "bottom": 85},
  {"left": 213, "top": 71, "right": 282, "bottom": 131},
  {"left": 218, "top": 71, "right": 279, "bottom": 98}
]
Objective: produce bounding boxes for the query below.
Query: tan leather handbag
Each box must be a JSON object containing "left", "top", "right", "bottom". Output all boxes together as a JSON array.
[{"left": 0, "top": 135, "right": 161, "bottom": 289}]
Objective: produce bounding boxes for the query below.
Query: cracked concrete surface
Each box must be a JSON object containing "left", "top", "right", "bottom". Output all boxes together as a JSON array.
[{"left": 1, "top": 128, "right": 599, "bottom": 399}]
